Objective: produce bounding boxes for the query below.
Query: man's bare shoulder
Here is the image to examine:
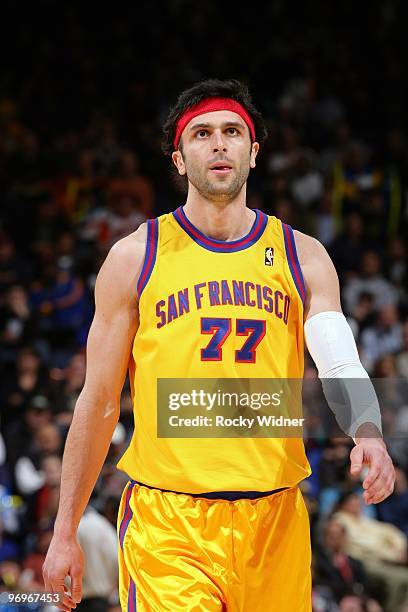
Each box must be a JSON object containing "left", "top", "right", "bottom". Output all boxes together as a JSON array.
[
  {"left": 96, "top": 223, "right": 148, "bottom": 303},
  {"left": 293, "top": 229, "right": 341, "bottom": 315},
  {"left": 110, "top": 222, "right": 148, "bottom": 262},
  {"left": 292, "top": 229, "right": 326, "bottom": 267}
]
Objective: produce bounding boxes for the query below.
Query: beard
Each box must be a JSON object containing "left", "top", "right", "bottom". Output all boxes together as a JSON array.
[{"left": 185, "top": 158, "right": 250, "bottom": 202}]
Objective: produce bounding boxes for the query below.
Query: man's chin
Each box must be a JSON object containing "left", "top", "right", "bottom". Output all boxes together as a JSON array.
[
  {"left": 208, "top": 175, "right": 237, "bottom": 191},
  {"left": 191, "top": 175, "right": 244, "bottom": 200}
]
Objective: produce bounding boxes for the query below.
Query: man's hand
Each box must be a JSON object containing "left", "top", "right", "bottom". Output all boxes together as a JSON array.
[
  {"left": 350, "top": 439, "right": 395, "bottom": 504},
  {"left": 42, "top": 535, "right": 84, "bottom": 611}
]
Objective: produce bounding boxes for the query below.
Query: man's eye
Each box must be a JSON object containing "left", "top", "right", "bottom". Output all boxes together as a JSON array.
[
  {"left": 197, "top": 130, "right": 208, "bottom": 138},
  {"left": 227, "top": 128, "right": 238, "bottom": 135}
]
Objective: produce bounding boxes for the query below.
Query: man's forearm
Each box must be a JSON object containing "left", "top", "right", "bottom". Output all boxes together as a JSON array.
[
  {"left": 304, "top": 312, "right": 383, "bottom": 438},
  {"left": 54, "top": 393, "right": 120, "bottom": 538}
]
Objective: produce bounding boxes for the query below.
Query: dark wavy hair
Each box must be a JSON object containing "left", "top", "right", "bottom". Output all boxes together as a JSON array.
[{"left": 161, "top": 78, "right": 268, "bottom": 156}]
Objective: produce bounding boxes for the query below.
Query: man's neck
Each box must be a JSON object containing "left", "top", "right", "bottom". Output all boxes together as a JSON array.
[{"left": 183, "top": 189, "right": 255, "bottom": 242}]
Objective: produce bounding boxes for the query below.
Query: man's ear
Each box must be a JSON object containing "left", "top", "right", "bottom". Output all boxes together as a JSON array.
[
  {"left": 250, "top": 142, "right": 260, "bottom": 169},
  {"left": 172, "top": 150, "right": 186, "bottom": 176}
]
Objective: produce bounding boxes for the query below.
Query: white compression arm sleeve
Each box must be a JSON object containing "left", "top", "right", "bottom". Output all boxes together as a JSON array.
[{"left": 304, "top": 311, "right": 382, "bottom": 439}]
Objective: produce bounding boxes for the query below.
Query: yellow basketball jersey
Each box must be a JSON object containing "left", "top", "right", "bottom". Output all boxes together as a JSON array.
[{"left": 116, "top": 206, "right": 311, "bottom": 492}]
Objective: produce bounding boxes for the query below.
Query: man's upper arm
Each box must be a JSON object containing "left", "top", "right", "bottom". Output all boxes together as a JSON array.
[
  {"left": 294, "top": 231, "right": 342, "bottom": 320},
  {"left": 80, "top": 224, "right": 147, "bottom": 409}
]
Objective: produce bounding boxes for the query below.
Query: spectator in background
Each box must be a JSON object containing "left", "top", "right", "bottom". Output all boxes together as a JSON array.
[
  {"left": 54, "top": 232, "right": 77, "bottom": 268},
  {"left": 319, "top": 119, "right": 352, "bottom": 177},
  {"left": 1, "top": 347, "right": 49, "bottom": 432},
  {"left": 372, "top": 354, "right": 408, "bottom": 441},
  {"left": 0, "top": 559, "right": 22, "bottom": 594},
  {"left": 0, "top": 516, "right": 19, "bottom": 563},
  {"left": 76, "top": 504, "right": 119, "bottom": 612},
  {"left": 317, "top": 438, "right": 359, "bottom": 517},
  {"left": 328, "top": 212, "right": 366, "bottom": 283},
  {"left": 56, "top": 149, "right": 102, "bottom": 225},
  {"left": 381, "top": 405, "right": 408, "bottom": 474},
  {"left": 0, "top": 433, "right": 8, "bottom": 486},
  {"left": 79, "top": 189, "right": 146, "bottom": 254},
  {"left": 20, "top": 527, "right": 54, "bottom": 590},
  {"left": 385, "top": 129, "right": 408, "bottom": 183},
  {"left": 94, "top": 422, "right": 128, "bottom": 504},
  {"left": 314, "top": 187, "right": 336, "bottom": 247},
  {"left": 348, "top": 291, "right": 376, "bottom": 337},
  {"left": 267, "top": 125, "right": 301, "bottom": 175},
  {"left": 0, "top": 233, "right": 32, "bottom": 293},
  {"left": 360, "top": 305, "right": 403, "bottom": 373},
  {"left": 35, "top": 454, "right": 62, "bottom": 530},
  {"left": 0, "top": 285, "right": 35, "bottom": 363},
  {"left": 49, "top": 351, "right": 86, "bottom": 408},
  {"left": 396, "top": 320, "right": 408, "bottom": 379},
  {"left": 338, "top": 594, "right": 382, "bottom": 611},
  {"left": 0, "top": 469, "right": 23, "bottom": 554},
  {"left": 46, "top": 351, "right": 86, "bottom": 434},
  {"left": 377, "top": 465, "right": 408, "bottom": 538},
  {"left": 386, "top": 235, "right": 407, "bottom": 293},
  {"left": 339, "top": 141, "right": 381, "bottom": 211},
  {"left": 272, "top": 197, "right": 295, "bottom": 226},
  {"left": 343, "top": 251, "right": 398, "bottom": 315},
  {"left": 290, "top": 148, "right": 323, "bottom": 210},
  {"left": 31, "top": 198, "right": 71, "bottom": 250},
  {"left": 100, "top": 192, "right": 146, "bottom": 251},
  {"left": 372, "top": 354, "right": 399, "bottom": 379},
  {"left": 91, "top": 116, "right": 121, "bottom": 174},
  {"left": 34, "top": 424, "right": 63, "bottom": 458},
  {"left": 108, "top": 149, "right": 154, "bottom": 217},
  {"left": 13, "top": 421, "right": 62, "bottom": 499},
  {"left": 334, "top": 492, "right": 408, "bottom": 612},
  {"left": 361, "top": 189, "right": 389, "bottom": 245},
  {"left": 4, "top": 394, "right": 52, "bottom": 472},
  {"left": 313, "top": 518, "right": 383, "bottom": 606},
  {"left": 29, "top": 258, "right": 93, "bottom": 359}
]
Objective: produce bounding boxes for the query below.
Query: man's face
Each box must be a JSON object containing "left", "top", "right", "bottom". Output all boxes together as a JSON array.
[{"left": 172, "top": 110, "right": 259, "bottom": 202}]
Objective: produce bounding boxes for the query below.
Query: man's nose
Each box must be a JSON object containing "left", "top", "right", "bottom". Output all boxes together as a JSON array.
[{"left": 212, "top": 130, "right": 227, "bottom": 152}]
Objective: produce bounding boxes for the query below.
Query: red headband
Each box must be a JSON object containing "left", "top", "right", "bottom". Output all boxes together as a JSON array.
[{"left": 173, "top": 97, "right": 256, "bottom": 149}]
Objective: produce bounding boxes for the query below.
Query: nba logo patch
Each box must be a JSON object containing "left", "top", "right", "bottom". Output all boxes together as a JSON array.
[{"left": 265, "top": 247, "right": 274, "bottom": 266}]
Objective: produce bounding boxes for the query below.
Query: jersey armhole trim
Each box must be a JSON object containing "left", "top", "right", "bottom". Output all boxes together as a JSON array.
[
  {"left": 282, "top": 223, "right": 306, "bottom": 305},
  {"left": 136, "top": 218, "right": 159, "bottom": 299}
]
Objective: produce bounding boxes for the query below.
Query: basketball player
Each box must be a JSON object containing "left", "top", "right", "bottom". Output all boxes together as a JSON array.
[{"left": 43, "top": 79, "right": 395, "bottom": 612}]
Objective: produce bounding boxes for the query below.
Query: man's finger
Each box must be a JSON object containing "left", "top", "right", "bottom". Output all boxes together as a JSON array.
[
  {"left": 70, "top": 566, "right": 83, "bottom": 604},
  {"left": 63, "top": 585, "right": 77, "bottom": 608},
  {"left": 350, "top": 445, "right": 364, "bottom": 474},
  {"left": 362, "top": 460, "right": 382, "bottom": 490},
  {"left": 47, "top": 576, "right": 76, "bottom": 611},
  {"left": 367, "top": 488, "right": 389, "bottom": 504},
  {"left": 365, "top": 471, "right": 395, "bottom": 503},
  {"left": 367, "top": 474, "right": 395, "bottom": 504},
  {"left": 56, "top": 588, "right": 76, "bottom": 611},
  {"left": 365, "top": 465, "right": 388, "bottom": 490},
  {"left": 365, "top": 491, "right": 380, "bottom": 505},
  {"left": 364, "top": 456, "right": 395, "bottom": 491},
  {"left": 364, "top": 476, "right": 387, "bottom": 503}
]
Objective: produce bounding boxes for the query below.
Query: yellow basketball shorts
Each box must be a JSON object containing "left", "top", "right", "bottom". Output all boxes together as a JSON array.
[{"left": 117, "top": 481, "right": 312, "bottom": 611}]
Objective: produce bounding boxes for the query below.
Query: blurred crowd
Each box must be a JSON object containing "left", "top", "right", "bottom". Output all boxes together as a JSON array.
[{"left": 1, "top": 2, "right": 408, "bottom": 611}]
